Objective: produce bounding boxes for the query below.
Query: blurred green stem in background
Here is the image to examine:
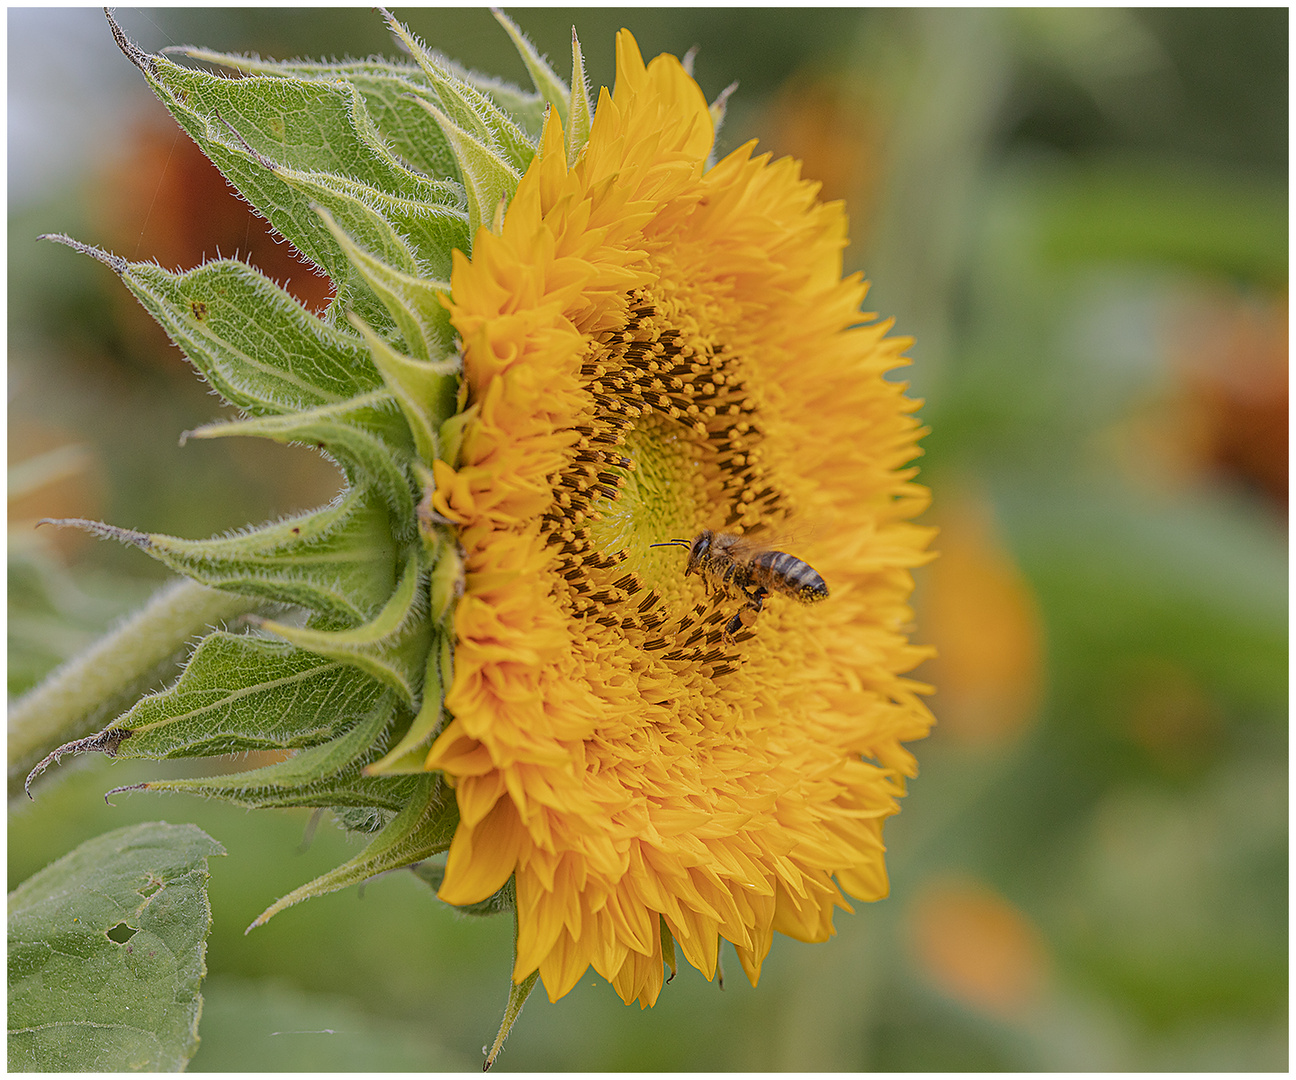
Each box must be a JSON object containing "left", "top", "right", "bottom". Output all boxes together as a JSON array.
[
  {"left": 9, "top": 578, "right": 261, "bottom": 798},
  {"left": 861, "top": 6, "right": 1010, "bottom": 381}
]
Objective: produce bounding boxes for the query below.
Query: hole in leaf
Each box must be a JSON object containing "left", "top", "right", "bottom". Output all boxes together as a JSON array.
[
  {"left": 138, "top": 876, "right": 162, "bottom": 898},
  {"left": 106, "top": 922, "right": 138, "bottom": 944}
]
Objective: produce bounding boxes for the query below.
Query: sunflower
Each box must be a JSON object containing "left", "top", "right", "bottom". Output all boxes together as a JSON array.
[{"left": 428, "top": 31, "right": 935, "bottom": 1008}]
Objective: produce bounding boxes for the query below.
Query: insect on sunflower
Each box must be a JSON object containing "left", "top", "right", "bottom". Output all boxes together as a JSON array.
[
  {"left": 427, "top": 31, "right": 936, "bottom": 1009},
  {"left": 20, "top": 9, "right": 934, "bottom": 1063}
]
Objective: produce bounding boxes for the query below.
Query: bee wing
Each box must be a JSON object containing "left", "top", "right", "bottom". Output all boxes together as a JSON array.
[{"left": 732, "top": 520, "right": 824, "bottom": 557}]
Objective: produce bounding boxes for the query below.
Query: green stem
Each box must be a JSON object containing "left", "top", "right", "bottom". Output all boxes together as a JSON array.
[{"left": 8, "top": 578, "right": 261, "bottom": 798}]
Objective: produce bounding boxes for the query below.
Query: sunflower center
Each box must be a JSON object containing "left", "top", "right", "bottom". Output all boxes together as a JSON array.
[
  {"left": 588, "top": 412, "right": 701, "bottom": 554},
  {"left": 540, "top": 288, "right": 794, "bottom": 674}
]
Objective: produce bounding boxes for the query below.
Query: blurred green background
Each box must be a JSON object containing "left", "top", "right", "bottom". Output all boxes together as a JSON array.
[{"left": 9, "top": 7, "right": 1286, "bottom": 1071}]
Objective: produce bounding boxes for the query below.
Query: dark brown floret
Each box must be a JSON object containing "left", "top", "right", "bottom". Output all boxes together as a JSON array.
[{"left": 541, "top": 288, "right": 786, "bottom": 675}]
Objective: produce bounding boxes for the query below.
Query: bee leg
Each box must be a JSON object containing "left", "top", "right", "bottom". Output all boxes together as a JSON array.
[
  {"left": 739, "top": 583, "right": 767, "bottom": 614},
  {"left": 723, "top": 585, "right": 768, "bottom": 644}
]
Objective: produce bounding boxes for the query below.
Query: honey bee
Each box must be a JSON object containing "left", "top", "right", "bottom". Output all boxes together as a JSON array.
[{"left": 650, "top": 529, "right": 829, "bottom": 638}]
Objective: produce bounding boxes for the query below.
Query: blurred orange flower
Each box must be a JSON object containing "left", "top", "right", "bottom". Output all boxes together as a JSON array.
[
  {"left": 92, "top": 109, "right": 334, "bottom": 368},
  {"left": 1115, "top": 286, "right": 1288, "bottom": 510},
  {"left": 1168, "top": 287, "right": 1288, "bottom": 508},
  {"left": 920, "top": 491, "right": 1045, "bottom": 742},
  {"left": 908, "top": 876, "right": 1051, "bottom": 1019}
]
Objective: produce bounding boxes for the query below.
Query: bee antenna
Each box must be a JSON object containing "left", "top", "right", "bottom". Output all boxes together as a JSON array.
[{"left": 649, "top": 539, "right": 691, "bottom": 549}]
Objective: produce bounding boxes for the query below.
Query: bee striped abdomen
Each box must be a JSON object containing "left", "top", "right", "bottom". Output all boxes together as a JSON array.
[{"left": 753, "top": 550, "right": 829, "bottom": 602}]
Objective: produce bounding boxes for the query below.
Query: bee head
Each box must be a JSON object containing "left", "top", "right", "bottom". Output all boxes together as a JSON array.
[{"left": 650, "top": 533, "right": 709, "bottom": 575}]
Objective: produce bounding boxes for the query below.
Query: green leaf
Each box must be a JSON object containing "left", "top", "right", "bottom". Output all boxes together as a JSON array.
[
  {"left": 8, "top": 822, "right": 224, "bottom": 1072},
  {"left": 258, "top": 550, "right": 432, "bottom": 707},
  {"left": 106, "top": 631, "right": 389, "bottom": 759},
  {"left": 248, "top": 774, "right": 457, "bottom": 930},
  {"left": 48, "top": 486, "right": 398, "bottom": 625},
  {"left": 188, "top": 391, "right": 418, "bottom": 535}
]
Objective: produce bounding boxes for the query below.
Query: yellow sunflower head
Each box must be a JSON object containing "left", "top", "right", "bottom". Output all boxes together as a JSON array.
[{"left": 430, "top": 30, "right": 935, "bottom": 1008}]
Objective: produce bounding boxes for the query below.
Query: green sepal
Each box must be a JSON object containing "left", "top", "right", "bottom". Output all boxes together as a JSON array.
[
  {"left": 101, "top": 631, "right": 389, "bottom": 759},
  {"left": 46, "top": 486, "right": 397, "bottom": 625},
  {"left": 485, "top": 899, "right": 538, "bottom": 1070},
  {"left": 567, "top": 29, "right": 594, "bottom": 167},
  {"left": 414, "top": 100, "right": 523, "bottom": 243},
  {"left": 141, "top": 52, "right": 421, "bottom": 188},
  {"left": 660, "top": 916, "right": 678, "bottom": 982},
  {"left": 115, "top": 26, "right": 432, "bottom": 327},
  {"left": 319, "top": 207, "right": 456, "bottom": 363},
  {"left": 364, "top": 631, "right": 446, "bottom": 774},
  {"left": 124, "top": 769, "right": 420, "bottom": 816},
  {"left": 119, "top": 256, "right": 380, "bottom": 416},
  {"left": 708, "top": 82, "right": 738, "bottom": 155},
  {"left": 257, "top": 550, "right": 430, "bottom": 707},
  {"left": 382, "top": 12, "right": 537, "bottom": 176},
  {"left": 414, "top": 464, "right": 441, "bottom": 553},
  {"left": 187, "top": 391, "right": 418, "bottom": 536},
  {"left": 493, "top": 9, "right": 570, "bottom": 127},
  {"left": 247, "top": 773, "right": 458, "bottom": 931},
  {"left": 484, "top": 968, "right": 539, "bottom": 1070},
  {"left": 174, "top": 48, "right": 546, "bottom": 160},
  {"left": 440, "top": 61, "right": 549, "bottom": 137},
  {"left": 408, "top": 865, "right": 515, "bottom": 917},
  {"left": 108, "top": 698, "right": 426, "bottom": 813},
  {"left": 276, "top": 165, "right": 468, "bottom": 284},
  {"left": 349, "top": 314, "right": 458, "bottom": 467},
  {"left": 438, "top": 404, "right": 476, "bottom": 469},
  {"left": 171, "top": 50, "right": 460, "bottom": 176},
  {"left": 115, "top": 693, "right": 391, "bottom": 789},
  {"left": 428, "top": 540, "right": 465, "bottom": 623}
]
